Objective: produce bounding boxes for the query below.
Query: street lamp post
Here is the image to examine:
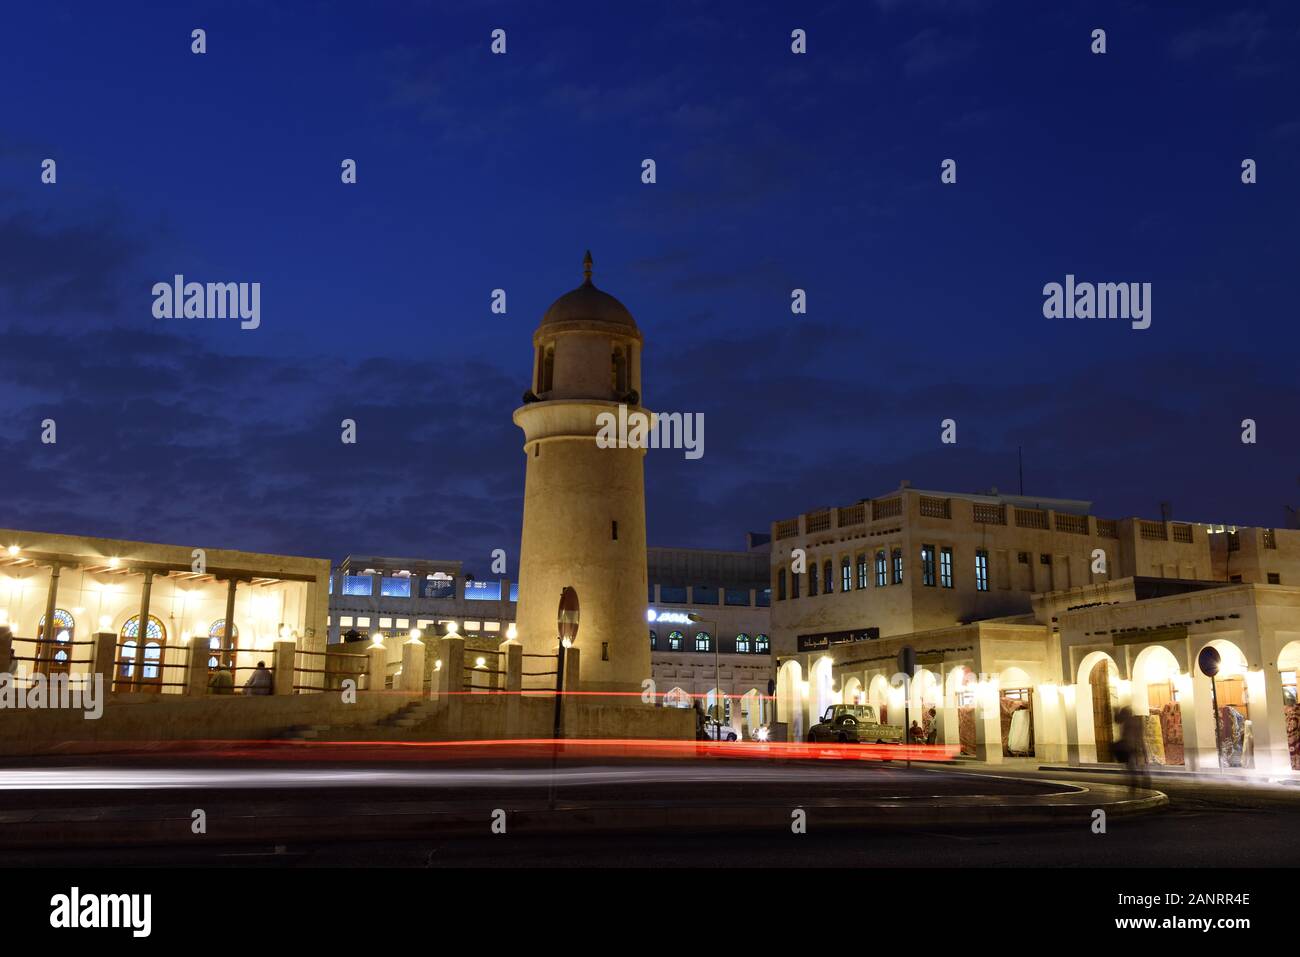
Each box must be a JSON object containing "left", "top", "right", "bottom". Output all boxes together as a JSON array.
[{"left": 687, "top": 613, "right": 722, "bottom": 737}]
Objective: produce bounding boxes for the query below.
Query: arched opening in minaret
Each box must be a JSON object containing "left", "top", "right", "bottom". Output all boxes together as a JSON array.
[
  {"left": 537, "top": 342, "right": 555, "bottom": 393},
  {"left": 611, "top": 345, "right": 628, "bottom": 395}
]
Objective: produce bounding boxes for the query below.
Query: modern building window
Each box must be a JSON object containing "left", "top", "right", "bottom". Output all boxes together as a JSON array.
[
  {"left": 724, "top": 588, "right": 750, "bottom": 606},
  {"left": 465, "top": 580, "right": 502, "bottom": 600},
  {"left": 921, "top": 545, "right": 936, "bottom": 587},
  {"left": 940, "top": 547, "right": 953, "bottom": 588},
  {"left": 755, "top": 634, "right": 770, "bottom": 654},
  {"left": 777, "top": 570, "right": 787, "bottom": 601},
  {"left": 856, "top": 554, "right": 868, "bottom": 590},
  {"left": 668, "top": 630, "right": 683, "bottom": 651},
  {"left": 342, "top": 575, "right": 373, "bottom": 596},
  {"left": 694, "top": 631, "right": 712, "bottom": 652},
  {"left": 975, "top": 550, "right": 990, "bottom": 591},
  {"left": 875, "top": 550, "right": 887, "bottom": 587},
  {"left": 735, "top": 633, "right": 751, "bottom": 653},
  {"left": 380, "top": 576, "right": 411, "bottom": 598},
  {"left": 891, "top": 548, "right": 903, "bottom": 585},
  {"left": 659, "top": 585, "right": 687, "bottom": 604},
  {"left": 823, "top": 560, "right": 834, "bottom": 595},
  {"left": 693, "top": 585, "right": 719, "bottom": 604},
  {"left": 841, "top": 558, "right": 852, "bottom": 592}
]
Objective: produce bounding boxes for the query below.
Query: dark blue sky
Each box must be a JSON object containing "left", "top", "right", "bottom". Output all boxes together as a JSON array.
[{"left": 1, "top": 0, "right": 1297, "bottom": 574}]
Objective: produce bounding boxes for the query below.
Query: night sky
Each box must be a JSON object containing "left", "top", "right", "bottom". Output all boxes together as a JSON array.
[{"left": 1, "top": 0, "right": 1297, "bottom": 576}]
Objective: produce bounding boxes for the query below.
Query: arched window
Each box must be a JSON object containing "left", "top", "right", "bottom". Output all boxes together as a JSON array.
[
  {"left": 668, "top": 630, "right": 683, "bottom": 651},
  {"left": 649, "top": 629, "right": 657, "bottom": 650},
  {"left": 808, "top": 565, "right": 818, "bottom": 597},
  {"left": 119, "top": 615, "right": 167, "bottom": 692},
  {"left": 694, "top": 631, "right": 712, "bottom": 653},
  {"left": 611, "top": 345, "right": 628, "bottom": 394},
  {"left": 823, "top": 560, "right": 834, "bottom": 594},
  {"left": 735, "top": 633, "right": 751, "bottom": 653},
  {"left": 37, "top": 609, "right": 75, "bottom": 675},
  {"left": 755, "top": 634, "right": 770, "bottom": 654},
  {"left": 539, "top": 343, "right": 556, "bottom": 392},
  {"left": 208, "top": 619, "right": 239, "bottom": 670},
  {"left": 841, "top": 558, "right": 852, "bottom": 592},
  {"left": 777, "top": 569, "right": 787, "bottom": 601}
]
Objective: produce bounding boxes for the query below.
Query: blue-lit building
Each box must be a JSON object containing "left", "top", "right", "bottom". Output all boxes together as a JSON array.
[
  {"left": 328, "top": 542, "right": 775, "bottom": 733},
  {"left": 327, "top": 556, "right": 517, "bottom": 648}
]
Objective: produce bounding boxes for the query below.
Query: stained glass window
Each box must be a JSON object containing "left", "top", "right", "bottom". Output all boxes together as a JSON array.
[
  {"left": 668, "top": 630, "right": 683, "bottom": 651},
  {"left": 40, "top": 609, "right": 75, "bottom": 631},
  {"left": 121, "top": 615, "right": 165, "bottom": 640}
]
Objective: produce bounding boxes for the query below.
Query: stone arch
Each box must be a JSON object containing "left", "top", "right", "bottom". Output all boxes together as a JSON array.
[
  {"left": 842, "top": 675, "right": 863, "bottom": 705},
  {"left": 1197, "top": 638, "right": 1253, "bottom": 768},
  {"left": 809, "top": 656, "right": 835, "bottom": 722},
  {"left": 776, "top": 659, "right": 805, "bottom": 739},
  {"left": 1076, "top": 651, "right": 1121, "bottom": 763}
]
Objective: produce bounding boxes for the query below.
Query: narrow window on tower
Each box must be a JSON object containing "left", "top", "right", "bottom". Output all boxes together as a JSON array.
[
  {"left": 823, "top": 560, "right": 833, "bottom": 595},
  {"left": 540, "top": 343, "right": 555, "bottom": 392},
  {"left": 611, "top": 520, "right": 618, "bottom": 541},
  {"left": 875, "top": 550, "right": 887, "bottom": 587},
  {"left": 777, "top": 569, "right": 787, "bottom": 601},
  {"left": 921, "top": 545, "right": 936, "bottom": 587},
  {"left": 976, "top": 550, "right": 990, "bottom": 592},
  {"left": 602, "top": 641, "right": 609, "bottom": 661},
  {"left": 940, "top": 547, "right": 953, "bottom": 588},
  {"left": 808, "top": 566, "right": 818, "bottom": 597},
  {"left": 856, "top": 554, "right": 868, "bottom": 590},
  {"left": 841, "top": 558, "right": 851, "bottom": 592},
  {"left": 611, "top": 345, "right": 628, "bottom": 394},
  {"left": 891, "top": 548, "right": 904, "bottom": 585}
]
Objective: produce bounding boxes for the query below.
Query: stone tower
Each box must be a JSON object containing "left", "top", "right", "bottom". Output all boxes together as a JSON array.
[{"left": 512, "top": 252, "right": 651, "bottom": 695}]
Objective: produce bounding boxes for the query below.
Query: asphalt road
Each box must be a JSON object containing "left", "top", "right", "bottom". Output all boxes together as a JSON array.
[{"left": 0, "top": 754, "right": 1295, "bottom": 867}]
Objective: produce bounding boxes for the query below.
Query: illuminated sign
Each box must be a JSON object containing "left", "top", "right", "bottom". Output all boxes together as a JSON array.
[{"left": 647, "top": 609, "right": 693, "bottom": 625}]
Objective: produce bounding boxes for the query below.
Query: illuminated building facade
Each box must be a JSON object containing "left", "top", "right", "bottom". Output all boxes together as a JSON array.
[{"left": 768, "top": 487, "right": 1300, "bottom": 772}]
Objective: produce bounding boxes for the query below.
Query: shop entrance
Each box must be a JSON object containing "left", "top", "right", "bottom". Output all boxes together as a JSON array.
[{"left": 1089, "top": 659, "right": 1115, "bottom": 762}]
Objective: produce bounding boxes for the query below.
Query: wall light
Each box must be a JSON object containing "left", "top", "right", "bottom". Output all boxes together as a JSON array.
[
  {"left": 506, "top": 623, "right": 518, "bottom": 641},
  {"left": 6, "top": 546, "right": 18, "bottom": 557}
]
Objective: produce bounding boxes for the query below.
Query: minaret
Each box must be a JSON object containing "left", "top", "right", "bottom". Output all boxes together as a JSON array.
[{"left": 512, "top": 252, "right": 650, "bottom": 695}]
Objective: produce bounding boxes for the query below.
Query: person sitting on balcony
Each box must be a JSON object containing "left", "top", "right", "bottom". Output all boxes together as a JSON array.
[
  {"left": 243, "top": 660, "right": 274, "bottom": 695},
  {"left": 208, "top": 665, "right": 234, "bottom": 695}
]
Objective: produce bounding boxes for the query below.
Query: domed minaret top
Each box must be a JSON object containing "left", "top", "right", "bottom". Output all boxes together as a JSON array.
[{"left": 538, "top": 250, "right": 638, "bottom": 331}]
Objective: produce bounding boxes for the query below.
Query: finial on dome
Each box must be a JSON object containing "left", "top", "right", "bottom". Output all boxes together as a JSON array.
[{"left": 582, "top": 250, "right": 593, "bottom": 286}]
